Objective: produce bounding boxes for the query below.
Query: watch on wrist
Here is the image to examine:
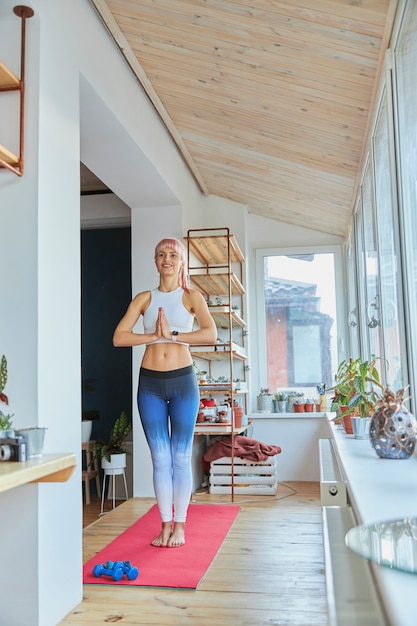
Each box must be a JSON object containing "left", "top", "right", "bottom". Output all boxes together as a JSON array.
[{"left": 171, "top": 330, "right": 179, "bottom": 341}]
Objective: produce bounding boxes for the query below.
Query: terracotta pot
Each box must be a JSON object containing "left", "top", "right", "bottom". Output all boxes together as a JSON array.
[
  {"left": 233, "top": 407, "right": 243, "bottom": 428},
  {"left": 294, "top": 404, "right": 305, "bottom": 413},
  {"left": 315, "top": 404, "right": 321, "bottom": 412},
  {"left": 304, "top": 403, "right": 314, "bottom": 412},
  {"left": 341, "top": 411, "right": 353, "bottom": 434},
  {"left": 196, "top": 412, "right": 205, "bottom": 423}
]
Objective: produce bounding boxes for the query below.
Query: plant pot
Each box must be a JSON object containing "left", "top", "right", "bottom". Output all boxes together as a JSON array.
[
  {"left": 294, "top": 404, "right": 305, "bottom": 413},
  {"left": 288, "top": 395, "right": 305, "bottom": 412},
  {"left": 351, "top": 417, "right": 372, "bottom": 440},
  {"left": 0, "top": 429, "right": 15, "bottom": 438},
  {"left": 233, "top": 407, "right": 243, "bottom": 428},
  {"left": 315, "top": 404, "right": 322, "bottom": 412},
  {"left": 15, "top": 427, "right": 47, "bottom": 458},
  {"left": 102, "top": 453, "right": 126, "bottom": 475},
  {"left": 304, "top": 403, "right": 314, "bottom": 412},
  {"left": 257, "top": 394, "right": 273, "bottom": 412},
  {"left": 340, "top": 411, "right": 353, "bottom": 435},
  {"left": 82, "top": 420, "right": 93, "bottom": 443}
]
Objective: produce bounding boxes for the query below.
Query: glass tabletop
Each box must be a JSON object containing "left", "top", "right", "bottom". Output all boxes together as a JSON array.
[{"left": 346, "top": 517, "right": 417, "bottom": 575}]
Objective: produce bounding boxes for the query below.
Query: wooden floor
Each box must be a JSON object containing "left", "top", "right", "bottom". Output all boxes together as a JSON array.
[{"left": 66, "top": 482, "right": 328, "bottom": 625}]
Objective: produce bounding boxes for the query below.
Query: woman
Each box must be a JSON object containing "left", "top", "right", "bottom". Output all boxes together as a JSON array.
[{"left": 113, "top": 237, "right": 217, "bottom": 547}]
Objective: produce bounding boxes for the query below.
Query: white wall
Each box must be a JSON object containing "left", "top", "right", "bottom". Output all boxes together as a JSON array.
[
  {"left": 0, "top": 1, "right": 345, "bottom": 622},
  {"left": 0, "top": 0, "right": 241, "bottom": 623},
  {"left": 250, "top": 415, "right": 332, "bottom": 481}
]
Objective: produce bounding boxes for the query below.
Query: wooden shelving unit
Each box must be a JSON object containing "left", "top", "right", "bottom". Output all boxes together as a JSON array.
[
  {"left": 0, "top": 5, "right": 34, "bottom": 176},
  {"left": 185, "top": 227, "right": 248, "bottom": 501}
]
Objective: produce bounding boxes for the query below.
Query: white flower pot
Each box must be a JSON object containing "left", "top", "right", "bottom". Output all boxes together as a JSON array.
[
  {"left": 81, "top": 420, "right": 93, "bottom": 443},
  {"left": 101, "top": 453, "right": 126, "bottom": 475},
  {"left": 15, "top": 427, "right": 47, "bottom": 458},
  {"left": 351, "top": 417, "right": 372, "bottom": 440}
]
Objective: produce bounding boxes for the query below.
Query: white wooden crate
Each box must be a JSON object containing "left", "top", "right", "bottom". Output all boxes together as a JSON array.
[{"left": 209, "top": 456, "right": 278, "bottom": 495}]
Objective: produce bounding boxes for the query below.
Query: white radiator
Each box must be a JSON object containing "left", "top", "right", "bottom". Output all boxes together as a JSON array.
[
  {"left": 319, "top": 438, "right": 347, "bottom": 506},
  {"left": 319, "top": 438, "right": 389, "bottom": 625}
]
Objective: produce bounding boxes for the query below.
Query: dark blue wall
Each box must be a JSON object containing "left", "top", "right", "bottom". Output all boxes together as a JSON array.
[{"left": 81, "top": 227, "right": 132, "bottom": 445}]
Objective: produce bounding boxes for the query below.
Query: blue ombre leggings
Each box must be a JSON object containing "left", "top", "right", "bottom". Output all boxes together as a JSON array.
[{"left": 137, "top": 365, "right": 199, "bottom": 523}]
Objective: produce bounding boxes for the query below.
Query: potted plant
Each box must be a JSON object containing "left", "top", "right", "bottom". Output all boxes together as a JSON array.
[
  {"left": 274, "top": 391, "right": 287, "bottom": 412},
  {"left": 0, "top": 354, "right": 14, "bottom": 436},
  {"left": 287, "top": 391, "right": 305, "bottom": 412},
  {"left": 91, "top": 411, "right": 132, "bottom": 472},
  {"left": 330, "top": 356, "right": 384, "bottom": 436},
  {"left": 257, "top": 388, "right": 274, "bottom": 412},
  {"left": 192, "top": 361, "right": 208, "bottom": 384},
  {"left": 304, "top": 398, "right": 314, "bottom": 412}
]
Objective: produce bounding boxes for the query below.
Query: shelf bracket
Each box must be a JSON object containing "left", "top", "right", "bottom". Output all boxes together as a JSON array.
[{"left": 0, "top": 5, "right": 34, "bottom": 176}]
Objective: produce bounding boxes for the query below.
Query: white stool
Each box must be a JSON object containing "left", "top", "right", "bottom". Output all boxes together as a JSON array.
[{"left": 100, "top": 465, "right": 128, "bottom": 516}]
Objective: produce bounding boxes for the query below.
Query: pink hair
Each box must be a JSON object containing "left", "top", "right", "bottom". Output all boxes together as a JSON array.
[{"left": 154, "top": 238, "right": 190, "bottom": 291}]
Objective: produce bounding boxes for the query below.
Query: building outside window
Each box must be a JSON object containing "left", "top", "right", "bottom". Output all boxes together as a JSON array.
[{"left": 256, "top": 248, "right": 343, "bottom": 400}]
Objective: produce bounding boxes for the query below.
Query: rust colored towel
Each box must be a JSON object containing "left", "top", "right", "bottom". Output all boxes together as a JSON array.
[{"left": 202, "top": 435, "right": 281, "bottom": 470}]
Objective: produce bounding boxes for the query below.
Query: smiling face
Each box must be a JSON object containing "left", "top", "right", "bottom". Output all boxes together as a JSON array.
[
  {"left": 155, "top": 246, "right": 184, "bottom": 279},
  {"left": 154, "top": 238, "right": 189, "bottom": 289}
]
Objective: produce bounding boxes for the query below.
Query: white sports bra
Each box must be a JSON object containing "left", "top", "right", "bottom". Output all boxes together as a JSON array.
[{"left": 143, "top": 287, "right": 194, "bottom": 345}]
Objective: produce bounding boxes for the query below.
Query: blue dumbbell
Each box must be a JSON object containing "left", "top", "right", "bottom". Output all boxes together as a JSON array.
[
  {"left": 93, "top": 560, "right": 124, "bottom": 581},
  {"left": 120, "top": 560, "right": 139, "bottom": 580}
]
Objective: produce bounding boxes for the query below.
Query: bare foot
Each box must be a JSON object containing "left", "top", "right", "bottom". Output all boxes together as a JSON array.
[
  {"left": 167, "top": 522, "right": 185, "bottom": 547},
  {"left": 151, "top": 521, "right": 172, "bottom": 547}
]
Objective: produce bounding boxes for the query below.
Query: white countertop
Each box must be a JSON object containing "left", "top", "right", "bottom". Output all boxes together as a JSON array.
[
  {"left": 329, "top": 421, "right": 417, "bottom": 626},
  {"left": 249, "top": 411, "right": 328, "bottom": 419},
  {"left": 330, "top": 422, "right": 417, "bottom": 524}
]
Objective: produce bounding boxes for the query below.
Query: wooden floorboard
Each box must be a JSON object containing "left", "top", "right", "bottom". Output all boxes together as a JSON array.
[{"left": 64, "top": 482, "right": 328, "bottom": 625}]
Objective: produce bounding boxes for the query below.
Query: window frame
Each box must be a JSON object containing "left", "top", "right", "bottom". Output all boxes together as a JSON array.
[{"left": 254, "top": 244, "right": 347, "bottom": 402}]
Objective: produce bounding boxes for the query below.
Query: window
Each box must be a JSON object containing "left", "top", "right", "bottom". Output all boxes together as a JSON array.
[
  {"left": 394, "top": 1, "right": 417, "bottom": 403},
  {"left": 256, "top": 247, "right": 344, "bottom": 399}
]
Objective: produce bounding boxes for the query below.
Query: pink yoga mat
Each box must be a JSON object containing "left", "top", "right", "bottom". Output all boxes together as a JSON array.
[{"left": 83, "top": 503, "right": 240, "bottom": 589}]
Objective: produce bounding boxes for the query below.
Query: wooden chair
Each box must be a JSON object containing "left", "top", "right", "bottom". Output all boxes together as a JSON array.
[{"left": 82, "top": 440, "right": 101, "bottom": 505}]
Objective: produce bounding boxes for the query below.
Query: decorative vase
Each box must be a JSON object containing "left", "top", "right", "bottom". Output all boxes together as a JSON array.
[
  {"left": 370, "top": 388, "right": 417, "bottom": 459},
  {"left": 351, "top": 417, "right": 371, "bottom": 440}
]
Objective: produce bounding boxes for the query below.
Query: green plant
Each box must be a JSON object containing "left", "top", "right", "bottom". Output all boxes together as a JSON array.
[
  {"left": 192, "top": 361, "right": 207, "bottom": 378},
  {"left": 287, "top": 391, "right": 304, "bottom": 398},
  {"left": 91, "top": 411, "right": 132, "bottom": 462},
  {"left": 331, "top": 356, "right": 385, "bottom": 417},
  {"left": 274, "top": 391, "right": 287, "bottom": 401},
  {"left": 0, "top": 355, "right": 9, "bottom": 406},
  {"left": 0, "top": 355, "right": 14, "bottom": 429},
  {"left": 0, "top": 412, "right": 14, "bottom": 430}
]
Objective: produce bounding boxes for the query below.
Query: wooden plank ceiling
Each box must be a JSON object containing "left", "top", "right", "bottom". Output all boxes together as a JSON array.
[{"left": 89, "top": 0, "right": 397, "bottom": 237}]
